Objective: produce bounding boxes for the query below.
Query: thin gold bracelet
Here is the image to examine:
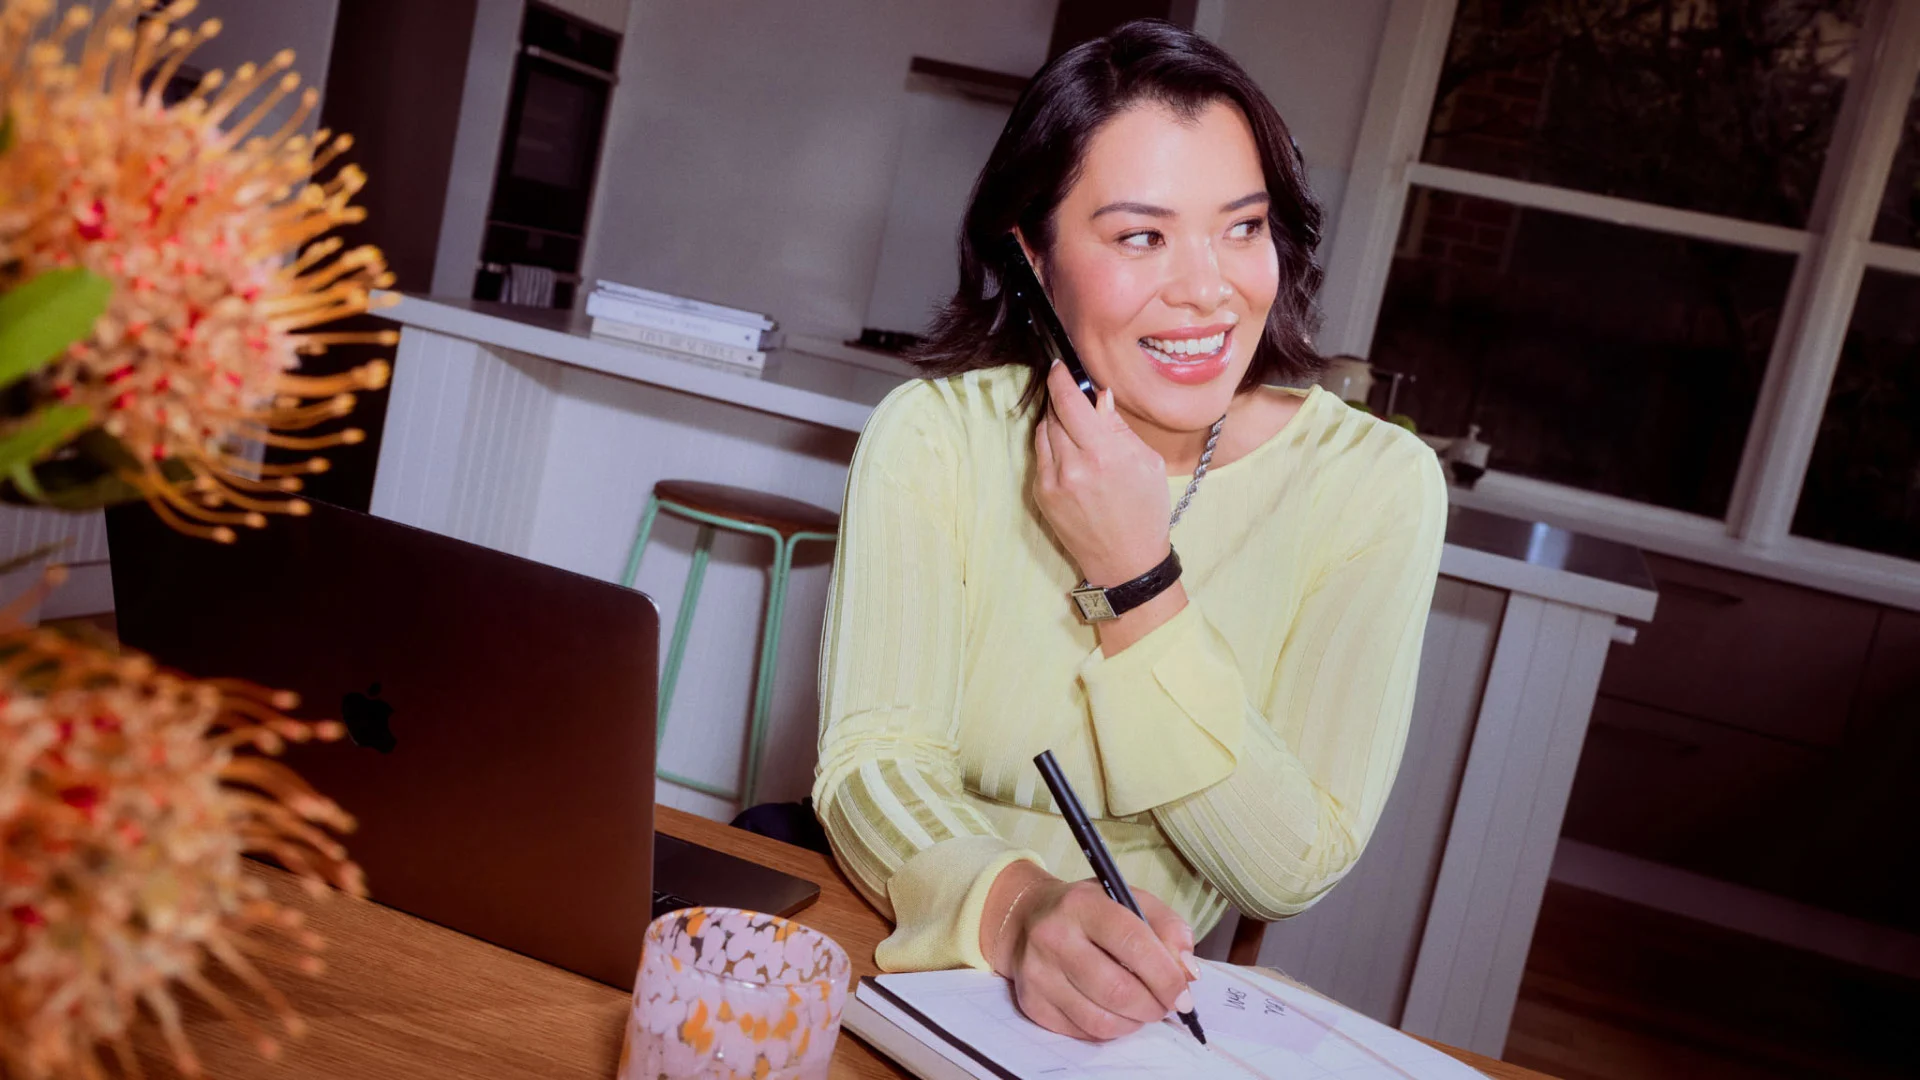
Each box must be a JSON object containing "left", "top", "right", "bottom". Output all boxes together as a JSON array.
[{"left": 989, "top": 874, "right": 1044, "bottom": 970}]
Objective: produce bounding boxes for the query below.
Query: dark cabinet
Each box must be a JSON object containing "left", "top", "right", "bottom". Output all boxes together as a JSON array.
[
  {"left": 1566, "top": 697, "right": 1822, "bottom": 871},
  {"left": 1596, "top": 553, "right": 1879, "bottom": 747},
  {"left": 1564, "top": 556, "right": 1920, "bottom": 933}
]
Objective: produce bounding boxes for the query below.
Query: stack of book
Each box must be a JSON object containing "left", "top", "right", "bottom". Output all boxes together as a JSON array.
[{"left": 585, "top": 281, "right": 779, "bottom": 376}]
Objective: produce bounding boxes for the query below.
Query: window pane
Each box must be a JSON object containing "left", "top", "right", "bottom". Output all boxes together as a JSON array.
[
  {"left": 1371, "top": 187, "right": 1793, "bottom": 517},
  {"left": 1792, "top": 270, "right": 1920, "bottom": 558},
  {"left": 1425, "top": 0, "right": 1863, "bottom": 229},
  {"left": 1871, "top": 84, "right": 1920, "bottom": 247}
]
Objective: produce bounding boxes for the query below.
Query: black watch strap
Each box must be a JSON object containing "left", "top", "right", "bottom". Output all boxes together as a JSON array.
[{"left": 1070, "top": 548, "right": 1182, "bottom": 622}]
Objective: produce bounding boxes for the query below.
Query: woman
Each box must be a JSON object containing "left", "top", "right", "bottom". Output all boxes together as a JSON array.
[{"left": 812, "top": 21, "right": 1446, "bottom": 1042}]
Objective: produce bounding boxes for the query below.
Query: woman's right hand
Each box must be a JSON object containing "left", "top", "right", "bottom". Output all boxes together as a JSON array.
[{"left": 980, "top": 860, "right": 1199, "bottom": 1041}]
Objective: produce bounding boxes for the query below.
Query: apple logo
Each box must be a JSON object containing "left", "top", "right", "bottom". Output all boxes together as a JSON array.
[{"left": 341, "top": 682, "right": 397, "bottom": 753}]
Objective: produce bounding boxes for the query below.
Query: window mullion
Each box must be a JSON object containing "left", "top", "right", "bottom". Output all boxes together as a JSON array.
[
  {"left": 1729, "top": 0, "right": 1920, "bottom": 547},
  {"left": 1861, "top": 240, "right": 1920, "bottom": 275},
  {"left": 1405, "top": 162, "right": 1811, "bottom": 254},
  {"left": 1317, "top": 0, "right": 1459, "bottom": 356}
]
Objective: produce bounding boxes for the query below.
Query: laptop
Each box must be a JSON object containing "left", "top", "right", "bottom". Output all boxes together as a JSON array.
[{"left": 105, "top": 499, "right": 820, "bottom": 989}]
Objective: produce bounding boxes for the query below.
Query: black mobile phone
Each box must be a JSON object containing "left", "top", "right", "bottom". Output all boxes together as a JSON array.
[{"left": 998, "top": 233, "right": 1098, "bottom": 405}]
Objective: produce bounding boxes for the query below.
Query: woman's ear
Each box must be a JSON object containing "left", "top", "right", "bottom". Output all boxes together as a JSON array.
[{"left": 1012, "top": 225, "right": 1047, "bottom": 291}]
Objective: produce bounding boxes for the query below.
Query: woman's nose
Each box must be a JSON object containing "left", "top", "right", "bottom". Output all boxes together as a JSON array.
[{"left": 1161, "top": 237, "right": 1231, "bottom": 313}]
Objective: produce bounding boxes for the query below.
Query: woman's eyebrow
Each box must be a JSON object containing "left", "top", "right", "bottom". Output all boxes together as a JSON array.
[
  {"left": 1091, "top": 200, "right": 1174, "bottom": 219},
  {"left": 1090, "top": 191, "right": 1270, "bottom": 220}
]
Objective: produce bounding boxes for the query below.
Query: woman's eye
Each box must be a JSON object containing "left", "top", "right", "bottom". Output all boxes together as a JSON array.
[
  {"left": 1118, "top": 230, "right": 1162, "bottom": 250},
  {"left": 1228, "top": 218, "right": 1266, "bottom": 241}
]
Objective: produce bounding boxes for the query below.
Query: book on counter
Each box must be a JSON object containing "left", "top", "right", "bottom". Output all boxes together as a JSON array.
[
  {"left": 589, "top": 316, "right": 766, "bottom": 370},
  {"left": 585, "top": 285, "right": 779, "bottom": 352},
  {"left": 842, "top": 959, "right": 1487, "bottom": 1080},
  {"left": 594, "top": 279, "right": 775, "bottom": 330},
  {"left": 585, "top": 330, "right": 767, "bottom": 380}
]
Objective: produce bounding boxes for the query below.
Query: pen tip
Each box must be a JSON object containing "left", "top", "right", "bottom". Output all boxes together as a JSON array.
[{"left": 1185, "top": 1015, "right": 1206, "bottom": 1044}]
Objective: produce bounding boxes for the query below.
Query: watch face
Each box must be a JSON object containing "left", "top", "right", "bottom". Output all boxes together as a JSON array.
[{"left": 1072, "top": 588, "right": 1117, "bottom": 622}]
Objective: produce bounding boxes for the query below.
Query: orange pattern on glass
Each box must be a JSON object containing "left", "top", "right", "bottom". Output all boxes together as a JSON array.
[{"left": 622, "top": 906, "right": 851, "bottom": 1080}]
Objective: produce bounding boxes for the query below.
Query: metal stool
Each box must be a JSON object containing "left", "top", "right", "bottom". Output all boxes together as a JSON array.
[{"left": 620, "top": 480, "right": 839, "bottom": 807}]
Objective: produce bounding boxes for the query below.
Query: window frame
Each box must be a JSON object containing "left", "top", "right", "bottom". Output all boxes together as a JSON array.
[{"left": 1321, "top": 0, "right": 1920, "bottom": 608}]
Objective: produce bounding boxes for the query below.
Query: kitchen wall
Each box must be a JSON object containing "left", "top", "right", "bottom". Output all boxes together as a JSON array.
[
  {"left": 179, "top": 0, "right": 340, "bottom": 138},
  {"left": 578, "top": 0, "right": 1397, "bottom": 342},
  {"left": 57, "top": 0, "right": 339, "bottom": 133},
  {"left": 580, "top": 0, "right": 1060, "bottom": 337},
  {"left": 1212, "top": 0, "right": 1395, "bottom": 260}
]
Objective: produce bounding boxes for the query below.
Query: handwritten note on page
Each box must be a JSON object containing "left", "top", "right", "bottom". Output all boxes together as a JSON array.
[{"left": 861, "top": 960, "right": 1488, "bottom": 1079}]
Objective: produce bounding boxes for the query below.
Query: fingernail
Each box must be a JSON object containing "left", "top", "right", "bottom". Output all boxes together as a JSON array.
[
  {"left": 1181, "top": 952, "right": 1201, "bottom": 980},
  {"left": 1175, "top": 989, "right": 1194, "bottom": 1013}
]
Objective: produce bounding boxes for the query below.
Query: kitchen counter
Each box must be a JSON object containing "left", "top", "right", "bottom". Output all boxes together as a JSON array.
[
  {"left": 379, "top": 295, "right": 904, "bottom": 432},
  {"left": 1443, "top": 505, "right": 1656, "bottom": 623}
]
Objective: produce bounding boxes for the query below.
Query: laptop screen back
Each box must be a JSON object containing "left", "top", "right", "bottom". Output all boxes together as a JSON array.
[{"left": 106, "top": 500, "right": 660, "bottom": 988}]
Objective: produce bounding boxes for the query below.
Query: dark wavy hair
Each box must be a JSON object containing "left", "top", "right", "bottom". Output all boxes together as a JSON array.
[{"left": 910, "top": 20, "right": 1326, "bottom": 406}]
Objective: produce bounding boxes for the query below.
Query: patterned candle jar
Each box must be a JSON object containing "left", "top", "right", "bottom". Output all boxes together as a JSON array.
[{"left": 622, "top": 907, "right": 851, "bottom": 1080}]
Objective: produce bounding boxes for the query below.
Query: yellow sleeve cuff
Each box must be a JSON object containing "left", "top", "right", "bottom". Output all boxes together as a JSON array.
[
  {"left": 875, "top": 836, "right": 1042, "bottom": 972},
  {"left": 1078, "top": 602, "right": 1247, "bottom": 817}
]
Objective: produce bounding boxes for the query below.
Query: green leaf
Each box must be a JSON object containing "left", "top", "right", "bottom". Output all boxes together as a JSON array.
[
  {"left": 0, "top": 405, "right": 92, "bottom": 479},
  {"left": 0, "top": 428, "right": 190, "bottom": 512},
  {"left": 7, "top": 459, "right": 43, "bottom": 501},
  {"left": 0, "top": 465, "right": 143, "bottom": 511},
  {"left": 71, "top": 425, "right": 144, "bottom": 473},
  {"left": 0, "top": 268, "right": 112, "bottom": 388}
]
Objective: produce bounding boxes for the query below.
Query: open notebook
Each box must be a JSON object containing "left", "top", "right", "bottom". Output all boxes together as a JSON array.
[{"left": 843, "top": 960, "right": 1488, "bottom": 1080}]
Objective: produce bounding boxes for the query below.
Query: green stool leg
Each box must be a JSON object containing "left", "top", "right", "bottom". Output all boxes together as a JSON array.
[
  {"left": 657, "top": 524, "right": 716, "bottom": 748},
  {"left": 620, "top": 494, "right": 663, "bottom": 590},
  {"left": 634, "top": 496, "right": 838, "bottom": 808},
  {"left": 655, "top": 765, "right": 738, "bottom": 803},
  {"left": 739, "top": 536, "right": 796, "bottom": 807},
  {"left": 740, "top": 530, "right": 838, "bottom": 807}
]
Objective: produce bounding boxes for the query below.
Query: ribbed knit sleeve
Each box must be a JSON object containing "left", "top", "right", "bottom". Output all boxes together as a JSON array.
[
  {"left": 812, "top": 383, "right": 1042, "bottom": 973},
  {"left": 1079, "top": 439, "right": 1448, "bottom": 919}
]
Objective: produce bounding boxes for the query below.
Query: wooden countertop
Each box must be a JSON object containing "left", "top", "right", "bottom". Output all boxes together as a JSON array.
[{"left": 131, "top": 806, "right": 1555, "bottom": 1079}]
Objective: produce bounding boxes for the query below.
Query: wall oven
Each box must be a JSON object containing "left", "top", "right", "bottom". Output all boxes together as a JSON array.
[{"left": 474, "top": 3, "right": 620, "bottom": 309}]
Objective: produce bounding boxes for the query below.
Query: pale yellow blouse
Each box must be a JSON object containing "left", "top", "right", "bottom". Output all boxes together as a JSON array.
[{"left": 812, "top": 364, "right": 1447, "bottom": 972}]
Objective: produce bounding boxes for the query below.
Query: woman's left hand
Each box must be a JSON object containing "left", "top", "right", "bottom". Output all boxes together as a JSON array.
[{"left": 1033, "top": 361, "right": 1173, "bottom": 586}]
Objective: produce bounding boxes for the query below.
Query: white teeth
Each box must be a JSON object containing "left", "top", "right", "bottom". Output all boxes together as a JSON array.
[{"left": 1141, "top": 331, "right": 1227, "bottom": 360}]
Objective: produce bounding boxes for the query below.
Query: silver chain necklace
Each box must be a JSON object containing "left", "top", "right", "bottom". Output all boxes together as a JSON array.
[{"left": 1169, "top": 416, "right": 1226, "bottom": 528}]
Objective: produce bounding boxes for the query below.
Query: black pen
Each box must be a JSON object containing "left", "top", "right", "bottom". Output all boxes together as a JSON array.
[{"left": 1033, "top": 750, "right": 1206, "bottom": 1045}]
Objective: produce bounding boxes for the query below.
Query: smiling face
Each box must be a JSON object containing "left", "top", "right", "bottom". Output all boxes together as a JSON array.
[{"left": 1032, "top": 98, "right": 1280, "bottom": 440}]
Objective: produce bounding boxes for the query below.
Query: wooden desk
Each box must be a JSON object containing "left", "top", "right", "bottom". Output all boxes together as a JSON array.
[{"left": 134, "top": 807, "right": 1555, "bottom": 1079}]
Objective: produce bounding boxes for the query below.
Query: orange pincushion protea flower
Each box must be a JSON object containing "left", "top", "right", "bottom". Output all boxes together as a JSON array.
[
  {"left": 0, "top": 0, "right": 396, "bottom": 541},
  {"left": 0, "top": 573, "right": 365, "bottom": 1079}
]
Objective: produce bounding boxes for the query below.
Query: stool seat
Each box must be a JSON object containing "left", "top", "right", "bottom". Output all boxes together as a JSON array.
[{"left": 654, "top": 480, "right": 840, "bottom": 538}]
